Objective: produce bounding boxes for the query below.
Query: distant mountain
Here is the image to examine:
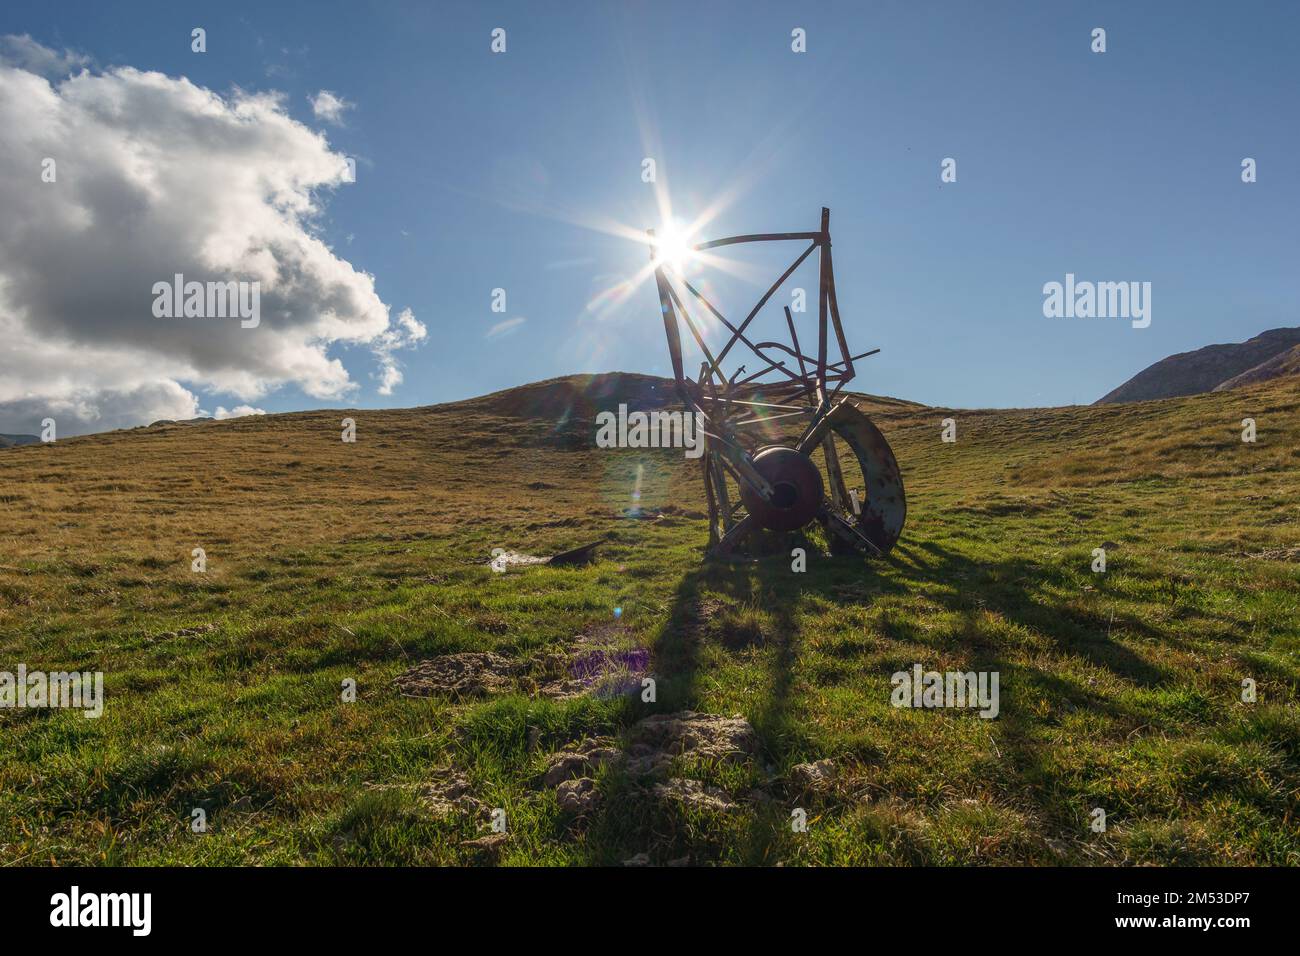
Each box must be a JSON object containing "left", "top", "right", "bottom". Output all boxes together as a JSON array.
[
  {"left": 1213, "top": 343, "right": 1300, "bottom": 392},
  {"left": 0, "top": 433, "right": 40, "bottom": 448},
  {"left": 1096, "top": 328, "right": 1300, "bottom": 404}
]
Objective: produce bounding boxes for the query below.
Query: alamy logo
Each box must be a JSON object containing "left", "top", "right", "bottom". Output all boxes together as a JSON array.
[
  {"left": 0, "top": 665, "right": 103, "bottom": 718},
  {"left": 890, "top": 664, "right": 999, "bottom": 718},
  {"left": 152, "top": 273, "right": 261, "bottom": 328},
  {"left": 1042, "top": 273, "right": 1150, "bottom": 328},
  {"left": 50, "top": 886, "right": 151, "bottom": 936},
  {"left": 594, "top": 404, "right": 705, "bottom": 459}
]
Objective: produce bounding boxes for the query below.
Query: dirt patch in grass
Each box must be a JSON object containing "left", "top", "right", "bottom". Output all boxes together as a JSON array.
[
  {"left": 541, "top": 737, "right": 622, "bottom": 787},
  {"left": 390, "top": 625, "right": 651, "bottom": 702},
  {"left": 626, "top": 711, "right": 759, "bottom": 770},
  {"left": 368, "top": 768, "right": 490, "bottom": 821},
  {"left": 1242, "top": 547, "right": 1300, "bottom": 561},
  {"left": 651, "top": 778, "right": 737, "bottom": 811},
  {"left": 536, "top": 711, "right": 763, "bottom": 819},
  {"left": 392, "top": 652, "right": 518, "bottom": 699},
  {"left": 415, "top": 769, "right": 489, "bottom": 819}
]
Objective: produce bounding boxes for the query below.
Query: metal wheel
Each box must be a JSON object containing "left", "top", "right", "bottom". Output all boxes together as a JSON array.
[{"left": 807, "top": 404, "right": 906, "bottom": 556}]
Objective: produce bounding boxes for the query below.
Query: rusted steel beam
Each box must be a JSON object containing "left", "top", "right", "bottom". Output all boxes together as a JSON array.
[
  {"left": 664, "top": 282, "right": 722, "bottom": 376},
  {"left": 732, "top": 409, "right": 815, "bottom": 427},
  {"left": 711, "top": 240, "right": 818, "bottom": 370},
  {"left": 692, "top": 231, "right": 820, "bottom": 251},
  {"left": 828, "top": 348, "right": 880, "bottom": 370},
  {"left": 718, "top": 398, "right": 809, "bottom": 410},
  {"left": 822, "top": 434, "right": 851, "bottom": 510},
  {"left": 735, "top": 360, "right": 788, "bottom": 386},
  {"left": 783, "top": 307, "right": 810, "bottom": 381},
  {"left": 681, "top": 278, "right": 803, "bottom": 385},
  {"left": 816, "top": 206, "right": 831, "bottom": 396},
  {"left": 755, "top": 339, "right": 818, "bottom": 371},
  {"left": 824, "top": 240, "right": 854, "bottom": 384}
]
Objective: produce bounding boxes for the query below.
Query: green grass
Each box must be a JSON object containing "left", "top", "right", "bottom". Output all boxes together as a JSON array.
[{"left": 0, "top": 373, "right": 1297, "bottom": 865}]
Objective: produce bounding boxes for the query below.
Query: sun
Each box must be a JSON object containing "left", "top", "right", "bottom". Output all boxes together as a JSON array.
[{"left": 650, "top": 221, "right": 699, "bottom": 271}]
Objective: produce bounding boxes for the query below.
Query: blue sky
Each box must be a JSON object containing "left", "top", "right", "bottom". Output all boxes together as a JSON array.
[{"left": 7, "top": 0, "right": 1299, "bottom": 412}]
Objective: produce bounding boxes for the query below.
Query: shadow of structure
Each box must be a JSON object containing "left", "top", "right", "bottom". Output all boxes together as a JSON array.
[{"left": 569, "top": 532, "right": 1202, "bottom": 864}]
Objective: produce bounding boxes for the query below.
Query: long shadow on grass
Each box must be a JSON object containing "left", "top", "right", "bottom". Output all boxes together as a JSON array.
[
  {"left": 894, "top": 539, "right": 1167, "bottom": 689},
  {"left": 572, "top": 534, "right": 1182, "bottom": 864},
  {"left": 568, "top": 540, "right": 810, "bottom": 864}
]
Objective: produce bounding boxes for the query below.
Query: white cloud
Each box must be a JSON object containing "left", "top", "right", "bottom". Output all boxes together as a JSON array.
[
  {"left": 371, "top": 307, "right": 427, "bottom": 395},
  {"left": 1, "top": 382, "right": 201, "bottom": 434},
  {"left": 0, "top": 33, "right": 88, "bottom": 77},
  {"left": 0, "top": 38, "right": 422, "bottom": 436},
  {"left": 309, "top": 89, "right": 351, "bottom": 125},
  {"left": 212, "top": 405, "right": 266, "bottom": 420},
  {"left": 487, "top": 317, "right": 526, "bottom": 340}
]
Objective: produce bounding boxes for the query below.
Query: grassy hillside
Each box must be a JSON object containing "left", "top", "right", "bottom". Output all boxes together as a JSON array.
[{"left": 1, "top": 373, "right": 1297, "bottom": 865}]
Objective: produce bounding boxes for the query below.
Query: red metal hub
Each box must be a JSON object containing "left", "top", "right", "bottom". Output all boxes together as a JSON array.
[{"left": 737, "top": 446, "right": 825, "bottom": 532}]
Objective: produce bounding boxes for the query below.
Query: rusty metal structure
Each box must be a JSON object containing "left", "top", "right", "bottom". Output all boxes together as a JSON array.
[{"left": 648, "top": 207, "right": 905, "bottom": 558}]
